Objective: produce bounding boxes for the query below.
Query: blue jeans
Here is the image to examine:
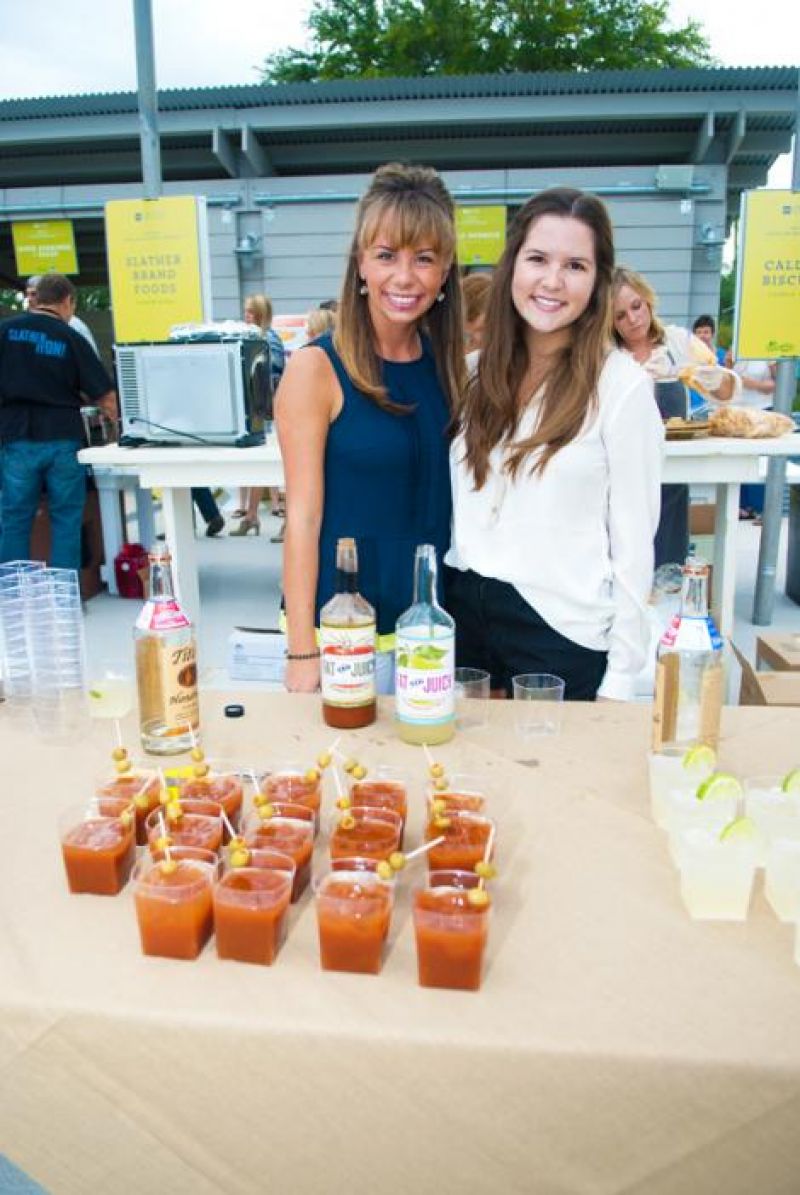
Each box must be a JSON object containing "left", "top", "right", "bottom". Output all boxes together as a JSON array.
[{"left": 0, "top": 439, "right": 86, "bottom": 573}]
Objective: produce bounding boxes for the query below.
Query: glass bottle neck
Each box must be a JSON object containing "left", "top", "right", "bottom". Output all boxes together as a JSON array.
[
  {"left": 412, "top": 545, "right": 438, "bottom": 607},
  {"left": 335, "top": 568, "right": 358, "bottom": 594},
  {"left": 680, "top": 571, "right": 709, "bottom": 618},
  {"left": 148, "top": 558, "right": 175, "bottom": 601}
]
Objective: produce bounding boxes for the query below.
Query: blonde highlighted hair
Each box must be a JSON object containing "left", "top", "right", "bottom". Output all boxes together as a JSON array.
[
  {"left": 335, "top": 163, "right": 465, "bottom": 414},
  {"left": 244, "top": 293, "right": 273, "bottom": 330},
  {"left": 456, "top": 187, "right": 615, "bottom": 486},
  {"left": 610, "top": 267, "right": 666, "bottom": 348}
]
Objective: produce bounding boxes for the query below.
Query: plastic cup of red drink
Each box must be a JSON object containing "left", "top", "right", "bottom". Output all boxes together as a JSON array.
[
  {"left": 60, "top": 798, "right": 136, "bottom": 895},
  {"left": 314, "top": 868, "right": 394, "bottom": 975},
  {"left": 329, "top": 807, "right": 402, "bottom": 863},
  {"left": 145, "top": 805, "right": 223, "bottom": 856},
  {"left": 243, "top": 802, "right": 314, "bottom": 901},
  {"left": 214, "top": 848, "right": 295, "bottom": 966},
  {"left": 258, "top": 762, "right": 322, "bottom": 834},
  {"left": 133, "top": 847, "right": 218, "bottom": 960},
  {"left": 425, "top": 810, "right": 495, "bottom": 873},
  {"left": 413, "top": 869, "right": 491, "bottom": 991},
  {"left": 95, "top": 767, "right": 160, "bottom": 845},
  {"left": 349, "top": 766, "right": 409, "bottom": 845}
]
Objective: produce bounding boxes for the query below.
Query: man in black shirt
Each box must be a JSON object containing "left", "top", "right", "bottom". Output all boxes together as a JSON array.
[{"left": 0, "top": 273, "right": 117, "bottom": 573}]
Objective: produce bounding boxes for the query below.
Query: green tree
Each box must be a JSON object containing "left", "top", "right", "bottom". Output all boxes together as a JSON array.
[{"left": 262, "top": 0, "right": 713, "bottom": 83}]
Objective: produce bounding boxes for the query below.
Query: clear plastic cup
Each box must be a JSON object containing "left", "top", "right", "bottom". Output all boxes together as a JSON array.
[
  {"left": 258, "top": 762, "right": 322, "bottom": 832},
  {"left": 133, "top": 848, "right": 218, "bottom": 960},
  {"left": 413, "top": 869, "right": 491, "bottom": 991},
  {"left": 243, "top": 803, "right": 314, "bottom": 901},
  {"left": 314, "top": 868, "right": 394, "bottom": 974},
  {"left": 676, "top": 827, "right": 758, "bottom": 921},
  {"left": 424, "top": 810, "right": 495, "bottom": 873},
  {"left": 349, "top": 766, "right": 410, "bottom": 844},
  {"left": 511, "top": 673, "right": 565, "bottom": 736},
  {"left": 328, "top": 806, "right": 402, "bottom": 863},
  {"left": 427, "top": 772, "right": 488, "bottom": 815},
  {"left": 454, "top": 667, "right": 491, "bottom": 730},
  {"left": 145, "top": 806, "right": 223, "bottom": 856},
  {"left": 214, "top": 848, "right": 295, "bottom": 966},
  {"left": 60, "top": 798, "right": 136, "bottom": 896}
]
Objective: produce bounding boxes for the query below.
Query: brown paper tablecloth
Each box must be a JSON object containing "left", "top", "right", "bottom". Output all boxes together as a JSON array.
[{"left": 1, "top": 694, "right": 799, "bottom": 1195}]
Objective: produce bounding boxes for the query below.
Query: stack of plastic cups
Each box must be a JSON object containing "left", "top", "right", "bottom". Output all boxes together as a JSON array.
[
  {"left": 0, "top": 561, "right": 46, "bottom": 714},
  {"left": 21, "top": 567, "right": 89, "bottom": 739}
]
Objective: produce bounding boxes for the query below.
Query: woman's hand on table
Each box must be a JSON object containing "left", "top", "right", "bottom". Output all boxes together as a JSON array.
[{"left": 285, "top": 656, "right": 321, "bottom": 693}]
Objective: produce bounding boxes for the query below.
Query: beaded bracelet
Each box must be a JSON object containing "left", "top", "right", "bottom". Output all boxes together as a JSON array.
[{"left": 285, "top": 649, "right": 321, "bottom": 661}]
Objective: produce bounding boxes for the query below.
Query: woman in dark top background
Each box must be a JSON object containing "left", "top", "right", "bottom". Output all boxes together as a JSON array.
[{"left": 276, "top": 162, "right": 464, "bottom": 693}]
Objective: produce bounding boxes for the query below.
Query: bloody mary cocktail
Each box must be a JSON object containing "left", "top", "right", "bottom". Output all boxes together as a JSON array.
[
  {"left": 145, "top": 807, "right": 223, "bottom": 856},
  {"left": 260, "top": 766, "right": 322, "bottom": 833},
  {"left": 329, "top": 808, "right": 402, "bottom": 864},
  {"left": 425, "top": 811, "right": 495, "bottom": 873},
  {"left": 428, "top": 774, "right": 487, "bottom": 816},
  {"left": 315, "top": 870, "right": 393, "bottom": 974},
  {"left": 177, "top": 765, "right": 244, "bottom": 837},
  {"left": 350, "top": 769, "right": 409, "bottom": 844},
  {"left": 133, "top": 849, "right": 217, "bottom": 960},
  {"left": 413, "top": 871, "right": 490, "bottom": 991},
  {"left": 243, "top": 803, "right": 314, "bottom": 901},
  {"left": 96, "top": 769, "right": 160, "bottom": 845},
  {"left": 61, "top": 802, "right": 136, "bottom": 895},
  {"left": 214, "top": 849, "right": 295, "bottom": 965}
]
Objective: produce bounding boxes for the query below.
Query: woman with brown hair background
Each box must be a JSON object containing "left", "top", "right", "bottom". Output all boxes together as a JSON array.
[
  {"left": 446, "top": 188, "right": 663, "bottom": 701},
  {"left": 276, "top": 163, "right": 465, "bottom": 693}
]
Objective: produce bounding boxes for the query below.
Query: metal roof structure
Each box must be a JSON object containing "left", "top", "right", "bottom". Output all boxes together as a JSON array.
[{"left": 0, "top": 66, "right": 796, "bottom": 206}]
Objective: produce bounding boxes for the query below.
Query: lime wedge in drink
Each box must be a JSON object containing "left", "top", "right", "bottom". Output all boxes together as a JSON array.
[
  {"left": 719, "top": 816, "right": 758, "bottom": 844},
  {"left": 780, "top": 768, "right": 800, "bottom": 797},
  {"left": 682, "top": 743, "right": 716, "bottom": 775},
  {"left": 695, "top": 772, "right": 743, "bottom": 803}
]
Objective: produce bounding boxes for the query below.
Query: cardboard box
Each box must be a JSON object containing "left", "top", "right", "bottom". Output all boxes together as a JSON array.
[
  {"left": 755, "top": 633, "right": 800, "bottom": 672},
  {"left": 689, "top": 503, "right": 716, "bottom": 536},
  {"left": 228, "top": 627, "right": 287, "bottom": 683},
  {"left": 732, "top": 643, "right": 800, "bottom": 706}
]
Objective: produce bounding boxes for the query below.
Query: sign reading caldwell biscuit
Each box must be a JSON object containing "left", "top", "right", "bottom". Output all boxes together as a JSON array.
[
  {"left": 12, "top": 220, "right": 78, "bottom": 275},
  {"left": 455, "top": 206, "right": 506, "bottom": 266},
  {"left": 734, "top": 190, "right": 800, "bottom": 360},
  {"left": 105, "top": 196, "right": 211, "bottom": 343}
]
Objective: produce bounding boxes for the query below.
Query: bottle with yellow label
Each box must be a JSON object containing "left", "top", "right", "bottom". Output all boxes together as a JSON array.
[
  {"left": 134, "top": 547, "right": 200, "bottom": 755},
  {"left": 395, "top": 543, "right": 455, "bottom": 745}
]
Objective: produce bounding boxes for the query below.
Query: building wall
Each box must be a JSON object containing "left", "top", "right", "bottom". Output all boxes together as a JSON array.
[{"left": 0, "top": 162, "right": 728, "bottom": 331}]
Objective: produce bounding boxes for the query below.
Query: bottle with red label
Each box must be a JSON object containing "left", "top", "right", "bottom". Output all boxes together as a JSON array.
[
  {"left": 134, "top": 547, "right": 200, "bottom": 754},
  {"left": 319, "top": 538, "right": 376, "bottom": 729}
]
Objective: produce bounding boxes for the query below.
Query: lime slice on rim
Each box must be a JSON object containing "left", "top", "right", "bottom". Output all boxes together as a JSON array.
[
  {"left": 682, "top": 744, "right": 716, "bottom": 774},
  {"left": 719, "top": 816, "right": 758, "bottom": 844},
  {"left": 695, "top": 772, "right": 743, "bottom": 803},
  {"left": 780, "top": 769, "right": 800, "bottom": 797}
]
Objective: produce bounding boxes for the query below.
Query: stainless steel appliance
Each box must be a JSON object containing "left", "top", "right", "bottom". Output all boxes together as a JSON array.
[{"left": 115, "top": 339, "right": 271, "bottom": 447}]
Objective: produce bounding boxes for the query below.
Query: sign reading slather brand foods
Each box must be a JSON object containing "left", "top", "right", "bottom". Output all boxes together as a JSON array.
[
  {"left": 105, "top": 196, "right": 211, "bottom": 342},
  {"left": 455, "top": 206, "right": 506, "bottom": 266},
  {"left": 734, "top": 190, "right": 800, "bottom": 360},
  {"left": 12, "top": 220, "right": 78, "bottom": 275}
]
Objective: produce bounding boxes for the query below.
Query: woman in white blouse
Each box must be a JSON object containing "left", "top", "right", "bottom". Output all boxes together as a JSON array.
[{"left": 446, "top": 188, "right": 664, "bottom": 702}]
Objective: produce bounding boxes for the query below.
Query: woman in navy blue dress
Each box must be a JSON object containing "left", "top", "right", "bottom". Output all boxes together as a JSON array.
[{"left": 276, "top": 163, "right": 464, "bottom": 693}]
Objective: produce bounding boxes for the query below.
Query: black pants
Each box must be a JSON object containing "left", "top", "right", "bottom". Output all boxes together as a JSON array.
[
  {"left": 444, "top": 566, "right": 608, "bottom": 701},
  {"left": 191, "top": 486, "right": 221, "bottom": 525},
  {"left": 655, "top": 484, "right": 689, "bottom": 569}
]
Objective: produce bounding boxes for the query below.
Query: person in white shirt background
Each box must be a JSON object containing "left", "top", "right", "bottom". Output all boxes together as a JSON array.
[{"left": 445, "top": 187, "right": 664, "bottom": 702}]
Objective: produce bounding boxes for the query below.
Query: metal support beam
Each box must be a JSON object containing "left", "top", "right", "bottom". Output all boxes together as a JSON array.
[
  {"left": 726, "top": 110, "right": 747, "bottom": 164},
  {"left": 692, "top": 110, "right": 715, "bottom": 163},
  {"left": 241, "top": 126, "right": 274, "bottom": 176},
  {"left": 212, "top": 127, "right": 238, "bottom": 178},
  {"left": 133, "top": 0, "right": 162, "bottom": 199}
]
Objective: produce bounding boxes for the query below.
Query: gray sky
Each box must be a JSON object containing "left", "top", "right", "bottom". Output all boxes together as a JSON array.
[{"left": 0, "top": 0, "right": 795, "bottom": 182}]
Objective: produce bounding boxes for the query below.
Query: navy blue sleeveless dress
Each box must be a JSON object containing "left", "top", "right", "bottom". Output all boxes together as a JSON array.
[{"left": 311, "top": 333, "right": 452, "bottom": 637}]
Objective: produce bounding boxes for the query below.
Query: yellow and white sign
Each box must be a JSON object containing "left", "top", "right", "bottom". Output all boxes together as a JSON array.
[
  {"left": 455, "top": 206, "right": 506, "bottom": 266},
  {"left": 105, "top": 195, "right": 210, "bottom": 343},
  {"left": 12, "top": 220, "right": 78, "bottom": 275},
  {"left": 734, "top": 189, "right": 800, "bottom": 359}
]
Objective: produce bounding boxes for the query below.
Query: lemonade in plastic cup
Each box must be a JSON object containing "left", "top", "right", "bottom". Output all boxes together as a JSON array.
[
  {"left": 677, "top": 821, "right": 758, "bottom": 921},
  {"left": 647, "top": 744, "right": 716, "bottom": 827},
  {"left": 744, "top": 775, "right": 800, "bottom": 865},
  {"left": 764, "top": 837, "right": 800, "bottom": 922}
]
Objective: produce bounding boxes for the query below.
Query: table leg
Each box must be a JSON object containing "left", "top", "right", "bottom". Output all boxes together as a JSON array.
[
  {"left": 93, "top": 472, "right": 124, "bottom": 595},
  {"left": 134, "top": 486, "right": 156, "bottom": 550},
  {"left": 713, "top": 481, "right": 740, "bottom": 702},
  {"left": 160, "top": 487, "right": 200, "bottom": 621}
]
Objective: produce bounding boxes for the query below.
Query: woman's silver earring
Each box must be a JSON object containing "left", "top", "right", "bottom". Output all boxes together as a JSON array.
[
  {"left": 436, "top": 290, "right": 446, "bottom": 303},
  {"left": 359, "top": 281, "right": 368, "bottom": 296}
]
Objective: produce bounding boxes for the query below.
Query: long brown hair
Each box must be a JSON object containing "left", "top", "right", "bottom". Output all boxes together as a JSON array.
[
  {"left": 456, "top": 188, "right": 615, "bottom": 486},
  {"left": 610, "top": 267, "right": 667, "bottom": 348},
  {"left": 335, "top": 163, "right": 465, "bottom": 413}
]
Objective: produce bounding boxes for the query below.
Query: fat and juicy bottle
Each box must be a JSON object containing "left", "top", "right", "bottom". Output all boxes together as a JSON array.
[
  {"left": 320, "top": 537, "right": 376, "bottom": 729},
  {"left": 134, "top": 547, "right": 200, "bottom": 755},
  {"left": 395, "top": 543, "right": 455, "bottom": 746},
  {"left": 652, "top": 556, "right": 723, "bottom": 751}
]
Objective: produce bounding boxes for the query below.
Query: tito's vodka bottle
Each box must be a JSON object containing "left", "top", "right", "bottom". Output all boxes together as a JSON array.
[
  {"left": 652, "top": 556, "right": 722, "bottom": 751},
  {"left": 135, "top": 547, "right": 200, "bottom": 754}
]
